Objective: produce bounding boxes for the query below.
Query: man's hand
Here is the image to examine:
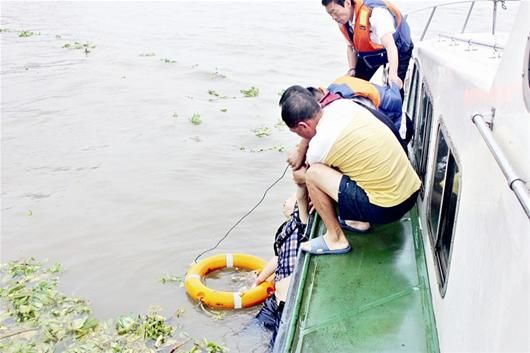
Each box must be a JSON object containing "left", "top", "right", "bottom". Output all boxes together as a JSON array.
[
  {"left": 292, "top": 166, "right": 307, "bottom": 186},
  {"left": 287, "top": 148, "right": 305, "bottom": 170},
  {"left": 287, "top": 139, "right": 309, "bottom": 170},
  {"left": 388, "top": 73, "right": 403, "bottom": 89}
]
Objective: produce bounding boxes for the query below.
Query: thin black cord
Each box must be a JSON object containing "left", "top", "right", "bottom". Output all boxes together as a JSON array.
[{"left": 193, "top": 164, "right": 290, "bottom": 263}]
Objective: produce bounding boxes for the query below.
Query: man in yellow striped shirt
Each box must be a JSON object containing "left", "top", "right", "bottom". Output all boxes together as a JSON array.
[{"left": 280, "top": 86, "right": 420, "bottom": 255}]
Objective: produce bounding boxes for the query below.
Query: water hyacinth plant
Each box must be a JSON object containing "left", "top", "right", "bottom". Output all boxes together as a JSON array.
[
  {"left": 62, "top": 41, "right": 96, "bottom": 50},
  {"left": 0, "top": 258, "right": 227, "bottom": 353},
  {"left": 19, "top": 30, "right": 37, "bottom": 37},
  {"left": 252, "top": 126, "right": 272, "bottom": 137},
  {"left": 240, "top": 86, "right": 259, "bottom": 97},
  {"left": 190, "top": 113, "right": 202, "bottom": 125}
]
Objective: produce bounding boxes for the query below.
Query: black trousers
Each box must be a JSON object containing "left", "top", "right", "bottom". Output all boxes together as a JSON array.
[{"left": 355, "top": 46, "right": 414, "bottom": 100}]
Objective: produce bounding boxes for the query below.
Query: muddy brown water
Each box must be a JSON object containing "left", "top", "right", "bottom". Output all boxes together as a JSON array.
[{"left": 1, "top": 1, "right": 519, "bottom": 351}]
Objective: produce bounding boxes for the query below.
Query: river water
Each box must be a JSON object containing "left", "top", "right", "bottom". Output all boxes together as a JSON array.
[{"left": 0, "top": 1, "right": 519, "bottom": 352}]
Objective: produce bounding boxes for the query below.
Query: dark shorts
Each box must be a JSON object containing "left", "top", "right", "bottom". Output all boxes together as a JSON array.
[{"left": 337, "top": 175, "right": 418, "bottom": 224}]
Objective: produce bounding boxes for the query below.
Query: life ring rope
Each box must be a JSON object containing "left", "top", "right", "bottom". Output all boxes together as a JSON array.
[{"left": 185, "top": 253, "right": 274, "bottom": 309}]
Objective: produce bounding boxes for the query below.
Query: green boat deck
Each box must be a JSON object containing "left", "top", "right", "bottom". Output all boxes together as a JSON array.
[{"left": 273, "top": 208, "right": 440, "bottom": 353}]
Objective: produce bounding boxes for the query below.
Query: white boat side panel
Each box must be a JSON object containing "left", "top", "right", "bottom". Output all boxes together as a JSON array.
[{"left": 414, "top": 2, "right": 530, "bottom": 352}]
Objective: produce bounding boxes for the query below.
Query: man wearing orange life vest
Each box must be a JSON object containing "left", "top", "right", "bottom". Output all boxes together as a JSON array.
[{"left": 322, "top": 0, "right": 413, "bottom": 97}]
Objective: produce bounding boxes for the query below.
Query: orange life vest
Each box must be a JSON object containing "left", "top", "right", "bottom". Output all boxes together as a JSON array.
[{"left": 339, "top": 0, "right": 406, "bottom": 54}]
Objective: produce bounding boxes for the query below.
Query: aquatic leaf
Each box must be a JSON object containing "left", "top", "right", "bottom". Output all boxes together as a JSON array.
[
  {"left": 251, "top": 126, "right": 271, "bottom": 137},
  {"left": 240, "top": 86, "right": 259, "bottom": 97},
  {"left": 172, "top": 113, "right": 179, "bottom": 118},
  {"left": 190, "top": 114, "right": 202, "bottom": 125},
  {"left": 220, "top": 108, "right": 227, "bottom": 112},
  {"left": 159, "top": 275, "right": 183, "bottom": 285},
  {"left": 19, "top": 31, "right": 34, "bottom": 38},
  {"left": 208, "top": 90, "right": 220, "bottom": 97},
  {"left": 160, "top": 58, "right": 176, "bottom": 64}
]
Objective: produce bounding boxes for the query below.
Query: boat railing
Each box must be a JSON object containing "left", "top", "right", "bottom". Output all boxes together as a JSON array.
[
  {"left": 404, "top": 0, "right": 520, "bottom": 42},
  {"left": 437, "top": 33, "right": 504, "bottom": 50},
  {"left": 472, "top": 112, "right": 530, "bottom": 219}
]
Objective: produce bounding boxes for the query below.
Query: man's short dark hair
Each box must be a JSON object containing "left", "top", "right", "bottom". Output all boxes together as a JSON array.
[
  {"left": 280, "top": 86, "right": 321, "bottom": 128},
  {"left": 322, "top": 0, "right": 345, "bottom": 7},
  {"left": 279, "top": 85, "right": 311, "bottom": 107}
]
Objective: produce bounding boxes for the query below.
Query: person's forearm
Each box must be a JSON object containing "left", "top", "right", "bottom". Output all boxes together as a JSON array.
[
  {"left": 347, "top": 45, "right": 358, "bottom": 75},
  {"left": 256, "top": 257, "right": 277, "bottom": 284},
  {"left": 381, "top": 33, "right": 399, "bottom": 77},
  {"left": 296, "top": 186, "right": 309, "bottom": 224}
]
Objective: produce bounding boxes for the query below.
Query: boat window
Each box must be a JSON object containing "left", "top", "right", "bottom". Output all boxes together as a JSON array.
[
  {"left": 413, "top": 83, "right": 433, "bottom": 193},
  {"left": 428, "top": 126, "right": 460, "bottom": 296}
]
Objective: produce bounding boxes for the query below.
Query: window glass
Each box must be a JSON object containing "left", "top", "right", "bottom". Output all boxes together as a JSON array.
[
  {"left": 429, "top": 131, "right": 448, "bottom": 240},
  {"left": 428, "top": 127, "right": 461, "bottom": 296},
  {"left": 414, "top": 84, "right": 433, "bottom": 184}
]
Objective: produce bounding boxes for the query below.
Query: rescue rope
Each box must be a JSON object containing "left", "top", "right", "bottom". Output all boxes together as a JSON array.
[{"left": 193, "top": 164, "right": 290, "bottom": 263}]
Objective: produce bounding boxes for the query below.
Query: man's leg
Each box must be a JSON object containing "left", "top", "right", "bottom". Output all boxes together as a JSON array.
[{"left": 300, "top": 164, "right": 363, "bottom": 251}]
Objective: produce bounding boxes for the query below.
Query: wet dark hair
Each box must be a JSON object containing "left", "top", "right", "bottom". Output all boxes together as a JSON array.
[
  {"left": 322, "top": 0, "right": 345, "bottom": 6},
  {"left": 305, "top": 86, "right": 325, "bottom": 101},
  {"left": 280, "top": 86, "right": 321, "bottom": 128}
]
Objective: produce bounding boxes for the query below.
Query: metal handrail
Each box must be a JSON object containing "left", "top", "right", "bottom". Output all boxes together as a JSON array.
[
  {"left": 471, "top": 113, "right": 530, "bottom": 219},
  {"left": 438, "top": 33, "right": 504, "bottom": 50},
  {"left": 404, "top": 0, "right": 519, "bottom": 41}
]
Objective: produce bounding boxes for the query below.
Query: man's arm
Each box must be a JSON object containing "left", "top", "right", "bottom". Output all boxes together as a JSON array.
[
  {"left": 292, "top": 166, "right": 309, "bottom": 224},
  {"left": 346, "top": 44, "right": 358, "bottom": 76},
  {"left": 287, "top": 138, "right": 309, "bottom": 170},
  {"left": 381, "top": 33, "right": 402, "bottom": 88}
]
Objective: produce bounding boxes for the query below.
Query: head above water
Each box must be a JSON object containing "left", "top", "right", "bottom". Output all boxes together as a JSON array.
[
  {"left": 322, "top": 0, "right": 353, "bottom": 25},
  {"left": 279, "top": 85, "right": 322, "bottom": 139}
]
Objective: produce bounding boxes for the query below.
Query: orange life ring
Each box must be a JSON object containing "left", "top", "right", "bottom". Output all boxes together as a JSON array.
[{"left": 185, "top": 253, "right": 274, "bottom": 309}]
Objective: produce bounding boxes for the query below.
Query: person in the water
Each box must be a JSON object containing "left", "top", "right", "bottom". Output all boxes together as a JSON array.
[{"left": 254, "top": 167, "right": 309, "bottom": 347}]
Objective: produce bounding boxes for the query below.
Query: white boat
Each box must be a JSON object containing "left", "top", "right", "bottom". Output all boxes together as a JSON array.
[{"left": 274, "top": 1, "right": 529, "bottom": 352}]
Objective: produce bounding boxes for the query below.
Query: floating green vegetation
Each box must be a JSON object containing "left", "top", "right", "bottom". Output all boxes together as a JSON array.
[
  {"left": 0, "top": 258, "right": 227, "bottom": 353},
  {"left": 139, "top": 52, "right": 156, "bottom": 57},
  {"left": 55, "top": 34, "right": 62, "bottom": 39},
  {"left": 0, "top": 28, "right": 10, "bottom": 33},
  {"left": 190, "top": 113, "right": 202, "bottom": 125},
  {"left": 220, "top": 108, "right": 228, "bottom": 113},
  {"left": 160, "top": 58, "right": 176, "bottom": 64},
  {"left": 62, "top": 41, "right": 96, "bottom": 52},
  {"left": 240, "top": 145, "right": 286, "bottom": 153},
  {"left": 240, "top": 86, "right": 259, "bottom": 98},
  {"left": 252, "top": 126, "right": 272, "bottom": 138},
  {"left": 159, "top": 274, "right": 183, "bottom": 286},
  {"left": 207, "top": 90, "right": 234, "bottom": 101},
  {"left": 188, "top": 338, "right": 227, "bottom": 352},
  {"left": 172, "top": 113, "right": 179, "bottom": 118},
  {"left": 19, "top": 31, "right": 35, "bottom": 37}
]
